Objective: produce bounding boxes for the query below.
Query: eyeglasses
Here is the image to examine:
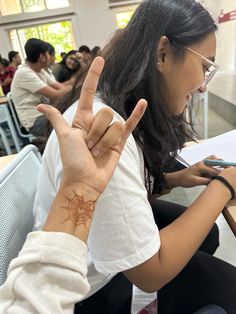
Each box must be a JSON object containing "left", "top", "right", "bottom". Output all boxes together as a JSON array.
[{"left": 185, "top": 47, "right": 219, "bottom": 87}]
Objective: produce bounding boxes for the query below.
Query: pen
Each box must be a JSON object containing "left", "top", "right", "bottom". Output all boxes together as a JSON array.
[{"left": 204, "top": 159, "right": 236, "bottom": 167}]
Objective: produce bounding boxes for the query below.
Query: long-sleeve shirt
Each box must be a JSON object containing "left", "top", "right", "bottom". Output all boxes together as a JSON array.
[{"left": 0, "top": 231, "right": 90, "bottom": 313}]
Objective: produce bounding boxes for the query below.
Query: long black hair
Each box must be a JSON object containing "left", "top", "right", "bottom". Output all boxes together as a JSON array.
[
  {"left": 56, "top": 0, "right": 217, "bottom": 181},
  {"left": 97, "top": 0, "right": 217, "bottom": 178}
]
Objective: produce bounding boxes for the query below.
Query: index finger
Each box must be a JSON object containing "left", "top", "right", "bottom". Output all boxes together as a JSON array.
[
  {"left": 77, "top": 56, "right": 105, "bottom": 113},
  {"left": 122, "top": 99, "right": 147, "bottom": 143}
]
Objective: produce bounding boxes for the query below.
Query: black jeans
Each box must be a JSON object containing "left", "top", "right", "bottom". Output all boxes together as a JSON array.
[
  {"left": 29, "top": 115, "right": 48, "bottom": 137},
  {"left": 74, "top": 199, "right": 236, "bottom": 314}
]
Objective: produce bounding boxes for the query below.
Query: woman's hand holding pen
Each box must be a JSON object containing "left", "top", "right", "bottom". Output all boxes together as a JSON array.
[{"left": 164, "top": 155, "right": 221, "bottom": 188}]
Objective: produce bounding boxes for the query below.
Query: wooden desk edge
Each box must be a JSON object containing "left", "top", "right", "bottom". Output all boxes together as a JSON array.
[
  {"left": 224, "top": 201, "right": 236, "bottom": 237},
  {"left": 0, "top": 154, "right": 17, "bottom": 171}
]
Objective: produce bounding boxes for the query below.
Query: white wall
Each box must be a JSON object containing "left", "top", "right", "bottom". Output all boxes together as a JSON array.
[
  {"left": 217, "top": 0, "right": 236, "bottom": 72},
  {"left": 73, "top": 0, "right": 117, "bottom": 49},
  {"left": 204, "top": 0, "right": 236, "bottom": 72}
]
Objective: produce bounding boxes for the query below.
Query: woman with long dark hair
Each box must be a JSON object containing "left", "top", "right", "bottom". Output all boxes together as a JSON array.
[
  {"left": 33, "top": 1, "right": 236, "bottom": 313},
  {"left": 52, "top": 50, "right": 81, "bottom": 83}
]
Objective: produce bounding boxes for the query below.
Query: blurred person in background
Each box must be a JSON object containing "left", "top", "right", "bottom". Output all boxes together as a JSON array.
[
  {"left": 60, "top": 51, "right": 66, "bottom": 60},
  {"left": 0, "top": 58, "right": 14, "bottom": 95},
  {"left": 11, "top": 38, "right": 72, "bottom": 139},
  {"left": 78, "top": 45, "right": 92, "bottom": 65},
  {"left": 52, "top": 50, "right": 81, "bottom": 83},
  {"left": 91, "top": 46, "right": 101, "bottom": 58},
  {"left": 8, "top": 51, "right": 22, "bottom": 75},
  {"left": 45, "top": 43, "right": 56, "bottom": 79}
]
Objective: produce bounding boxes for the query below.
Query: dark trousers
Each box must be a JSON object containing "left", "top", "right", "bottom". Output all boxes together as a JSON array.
[
  {"left": 74, "top": 199, "right": 236, "bottom": 314},
  {"left": 29, "top": 115, "right": 48, "bottom": 137},
  {"left": 29, "top": 115, "right": 48, "bottom": 153}
]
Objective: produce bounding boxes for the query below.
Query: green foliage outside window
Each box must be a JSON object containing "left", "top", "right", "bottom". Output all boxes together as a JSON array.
[
  {"left": 116, "top": 11, "right": 134, "bottom": 29},
  {"left": 20, "top": 21, "right": 75, "bottom": 61},
  {"left": 21, "top": 0, "right": 45, "bottom": 12}
]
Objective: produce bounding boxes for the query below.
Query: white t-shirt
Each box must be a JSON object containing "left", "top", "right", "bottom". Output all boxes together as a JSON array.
[
  {"left": 11, "top": 64, "right": 56, "bottom": 129},
  {"left": 33, "top": 99, "right": 160, "bottom": 299}
]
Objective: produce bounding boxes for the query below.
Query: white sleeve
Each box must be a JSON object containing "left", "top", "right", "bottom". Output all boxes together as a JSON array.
[{"left": 0, "top": 232, "right": 90, "bottom": 314}]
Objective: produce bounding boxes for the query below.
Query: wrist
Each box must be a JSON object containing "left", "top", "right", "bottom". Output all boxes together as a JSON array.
[
  {"left": 163, "top": 172, "right": 178, "bottom": 188},
  {"left": 60, "top": 180, "right": 101, "bottom": 202},
  {"left": 211, "top": 175, "right": 235, "bottom": 200},
  {"left": 43, "top": 182, "right": 100, "bottom": 243}
]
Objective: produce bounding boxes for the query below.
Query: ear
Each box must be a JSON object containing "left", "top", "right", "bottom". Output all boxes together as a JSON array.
[
  {"left": 156, "top": 35, "right": 171, "bottom": 73},
  {"left": 39, "top": 53, "right": 46, "bottom": 62}
]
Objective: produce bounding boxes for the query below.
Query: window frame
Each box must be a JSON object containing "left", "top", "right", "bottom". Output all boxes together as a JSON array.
[
  {"left": 0, "top": 0, "right": 74, "bottom": 25},
  {"left": 6, "top": 15, "right": 78, "bottom": 61}
]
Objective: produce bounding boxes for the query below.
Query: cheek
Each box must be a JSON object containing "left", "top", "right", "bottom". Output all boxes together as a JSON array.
[{"left": 66, "top": 60, "right": 72, "bottom": 68}]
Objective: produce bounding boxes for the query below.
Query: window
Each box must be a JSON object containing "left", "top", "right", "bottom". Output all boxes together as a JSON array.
[
  {"left": 0, "top": 0, "right": 69, "bottom": 16},
  {"left": 109, "top": 0, "right": 140, "bottom": 9},
  {"left": 21, "top": 0, "right": 45, "bottom": 13},
  {"left": 116, "top": 11, "right": 134, "bottom": 28},
  {"left": 45, "top": 0, "right": 69, "bottom": 9},
  {"left": 0, "top": 0, "right": 22, "bottom": 15},
  {"left": 10, "top": 20, "right": 75, "bottom": 61}
]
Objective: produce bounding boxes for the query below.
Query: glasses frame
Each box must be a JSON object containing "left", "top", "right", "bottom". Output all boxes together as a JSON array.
[{"left": 185, "top": 46, "right": 220, "bottom": 87}]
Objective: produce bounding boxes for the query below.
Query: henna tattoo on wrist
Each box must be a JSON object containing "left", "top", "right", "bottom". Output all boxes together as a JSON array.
[{"left": 61, "top": 190, "right": 95, "bottom": 228}]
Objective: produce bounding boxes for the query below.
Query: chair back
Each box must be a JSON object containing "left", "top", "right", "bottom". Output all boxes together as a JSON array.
[
  {"left": 6, "top": 92, "right": 33, "bottom": 140},
  {"left": 0, "top": 145, "right": 42, "bottom": 285}
]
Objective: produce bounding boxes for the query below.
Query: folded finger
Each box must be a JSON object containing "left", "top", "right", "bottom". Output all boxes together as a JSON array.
[
  {"left": 86, "top": 107, "right": 114, "bottom": 150},
  {"left": 200, "top": 163, "right": 220, "bottom": 177},
  {"left": 91, "top": 121, "right": 124, "bottom": 158},
  {"left": 194, "top": 176, "right": 211, "bottom": 186}
]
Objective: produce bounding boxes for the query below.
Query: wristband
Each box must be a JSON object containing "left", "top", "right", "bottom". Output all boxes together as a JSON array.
[{"left": 212, "top": 175, "right": 235, "bottom": 200}]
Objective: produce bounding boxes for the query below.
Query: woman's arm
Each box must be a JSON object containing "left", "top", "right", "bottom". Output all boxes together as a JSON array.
[{"left": 124, "top": 167, "right": 236, "bottom": 292}]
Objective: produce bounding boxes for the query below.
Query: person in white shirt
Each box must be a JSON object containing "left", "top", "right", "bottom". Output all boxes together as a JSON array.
[
  {"left": 11, "top": 38, "right": 72, "bottom": 137},
  {"left": 0, "top": 57, "right": 147, "bottom": 313},
  {"left": 33, "top": 1, "right": 236, "bottom": 313}
]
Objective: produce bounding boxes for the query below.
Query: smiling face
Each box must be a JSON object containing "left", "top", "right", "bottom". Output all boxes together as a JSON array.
[
  {"left": 158, "top": 33, "right": 217, "bottom": 115},
  {"left": 65, "top": 54, "right": 79, "bottom": 70}
]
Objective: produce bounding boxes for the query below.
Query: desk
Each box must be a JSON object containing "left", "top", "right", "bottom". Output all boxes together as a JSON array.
[
  {"left": 0, "top": 97, "right": 21, "bottom": 153},
  {"left": 224, "top": 201, "right": 236, "bottom": 237},
  {"left": 0, "top": 97, "right": 7, "bottom": 105},
  {"left": 0, "top": 154, "right": 16, "bottom": 171}
]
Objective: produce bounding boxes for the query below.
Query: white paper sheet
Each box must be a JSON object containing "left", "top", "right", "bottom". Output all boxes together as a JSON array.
[{"left": 177, "top": 129, "right": 236, "bottom": 166}]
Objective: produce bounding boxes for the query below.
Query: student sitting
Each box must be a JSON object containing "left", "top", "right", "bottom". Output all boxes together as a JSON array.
[{"left": 11, "top": 38, "right": 72, "bottom": 138}]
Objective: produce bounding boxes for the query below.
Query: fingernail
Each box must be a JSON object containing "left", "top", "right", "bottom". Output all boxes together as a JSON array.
[
  {"left": 87, "top": 140, "right": 94, "bottom": 150},
  {"left": 92, "top": 148, "right": 100, "bottom": 158}
]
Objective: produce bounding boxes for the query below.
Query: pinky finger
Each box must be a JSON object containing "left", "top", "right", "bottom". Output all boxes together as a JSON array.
[{"left": 123, "top": 99, "right": 147, "bottom": 143}]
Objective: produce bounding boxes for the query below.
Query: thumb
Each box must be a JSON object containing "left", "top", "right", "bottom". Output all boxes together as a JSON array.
[{"left": 37, "top": 104, "right": 69, "bottom": 138}]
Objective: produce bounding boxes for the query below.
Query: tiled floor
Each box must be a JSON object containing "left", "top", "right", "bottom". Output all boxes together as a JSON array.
[{"left": 160, "top": 106, "right": 236, "bottom": 266}]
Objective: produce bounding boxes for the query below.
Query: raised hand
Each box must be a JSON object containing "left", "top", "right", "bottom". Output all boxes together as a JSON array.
[{"left": 37, "top": 57, "right": 147, "bottom": 199}]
